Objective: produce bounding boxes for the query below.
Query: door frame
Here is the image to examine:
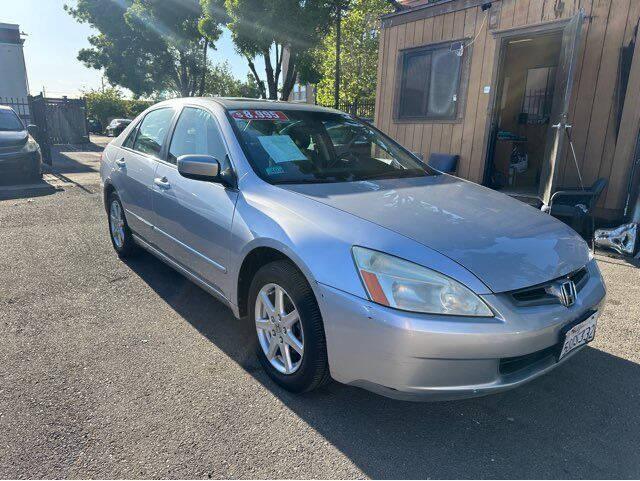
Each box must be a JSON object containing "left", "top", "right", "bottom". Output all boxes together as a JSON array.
[{"left": 480, "top": 18, "right": 572, "bottom": 190}]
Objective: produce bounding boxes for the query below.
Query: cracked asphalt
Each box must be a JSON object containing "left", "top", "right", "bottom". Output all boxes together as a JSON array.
[{"left": 1, "top": 139, "right": 639, "bottom": 479}]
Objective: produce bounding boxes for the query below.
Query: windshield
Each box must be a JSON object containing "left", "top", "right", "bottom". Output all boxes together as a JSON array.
[
  {"left": 0, "top": 109, "right": 25, "bottom": 132},
  {"left": 229, "top": 109, "right": 434, "bottom": 184}
]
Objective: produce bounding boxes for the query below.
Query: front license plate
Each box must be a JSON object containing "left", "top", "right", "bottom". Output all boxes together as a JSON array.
[{"left": 558, "top": 311, "right": 598, "bottom": 360}]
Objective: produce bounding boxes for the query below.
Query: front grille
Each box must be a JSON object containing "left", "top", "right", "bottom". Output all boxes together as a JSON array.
[
  {"left": 510, "top": 266, "right": 589, "bottom": 307},
  {"left": 499, "top": 345, "right": 557, "bottom": 375},
  {"left": 499, "top": 309, "right": 595, "bottom": 376}
]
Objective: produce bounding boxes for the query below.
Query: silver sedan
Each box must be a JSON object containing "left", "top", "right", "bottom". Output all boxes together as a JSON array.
[{"left": 100, "top": 98, "right": 606, "bottom": 401}]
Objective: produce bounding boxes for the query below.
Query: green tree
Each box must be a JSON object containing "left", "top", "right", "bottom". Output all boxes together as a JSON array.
[
  {"left": 315, "top": 0, "right": 392, "bottom": 106},
  {"left": 204, "top": 62, "right": 261, "bottom": 97},
  {"left": 66, "top": 0, "right": 225, "bottom": 97},
  {"left": 125, "top": 99, "right": 153, "bottom": 119},
  {"left": 84, "top": 87, "right": 128, "bottom": 127},
  {"left": 201, "top": 0, "right": 334, "bottom": 100},
  {"left": 83, "top": 87, "right": 152, "bottom": 126}
]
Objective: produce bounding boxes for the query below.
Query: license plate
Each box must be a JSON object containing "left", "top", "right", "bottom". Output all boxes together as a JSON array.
[{"left": 558, "top": 311, "right": 598, "bottom": 360}]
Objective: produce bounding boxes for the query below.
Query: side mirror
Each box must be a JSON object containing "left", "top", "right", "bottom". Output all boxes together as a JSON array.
[
  {"left": 27, "top": 124, "right": 39, "bottom": 137},
  {"left": 177, "top": 154, "right": 220, "bottom": 181}
]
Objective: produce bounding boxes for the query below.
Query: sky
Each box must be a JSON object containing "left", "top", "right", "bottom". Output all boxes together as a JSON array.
[{"left": 1, "top": 0, "right": 252, "bottom": 98}]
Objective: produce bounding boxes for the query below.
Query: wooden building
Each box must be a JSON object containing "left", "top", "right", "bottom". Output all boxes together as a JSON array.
[{"left": 374, "top": 0, "right": 640, "bottom": 220}]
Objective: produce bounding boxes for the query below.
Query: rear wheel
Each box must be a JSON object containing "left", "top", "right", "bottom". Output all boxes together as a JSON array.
[
  {"left": 249, "top": 260, "right": 330, "bottom": 393},
  {"left": 107, "top": 192, "right": 138, "bottom": 258}
]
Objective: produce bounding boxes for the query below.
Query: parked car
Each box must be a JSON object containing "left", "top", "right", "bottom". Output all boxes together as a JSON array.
[
  {"left": 87, "top": 117, "right": 103, "bottom": 135},
  {"left": 100, "top": 98, "right": 606, "bottom": 401},
  {"left": 0, "top": 106, "right": 42, "bottom": 181},
  {"left": 105, "top": 118, "right": 131, "bottom": 137}
]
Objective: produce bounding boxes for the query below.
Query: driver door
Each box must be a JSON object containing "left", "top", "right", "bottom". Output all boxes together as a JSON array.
[{"left": 152, "top": 106, "right": 239, "bottom": 295}]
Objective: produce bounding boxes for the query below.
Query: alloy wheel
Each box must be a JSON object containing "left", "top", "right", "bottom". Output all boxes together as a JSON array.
[
  {"left": 109, "top": 199, "right": 125, "bottom": 249},
  {"left": 255, "top": 283, "right": 304, "bottom": 374}
]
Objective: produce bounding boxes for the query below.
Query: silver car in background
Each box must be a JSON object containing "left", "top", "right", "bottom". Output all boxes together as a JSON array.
[{"left": 100, "top": 98, "right": 606, "bottom": 401}]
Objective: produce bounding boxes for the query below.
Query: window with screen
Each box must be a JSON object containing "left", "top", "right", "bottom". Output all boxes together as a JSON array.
[
  {"left": 168, "top": 107, "right": 229, "bottom": 169},
  {"left": 397, "top": 43, "right": 464, "bottom": 120}
]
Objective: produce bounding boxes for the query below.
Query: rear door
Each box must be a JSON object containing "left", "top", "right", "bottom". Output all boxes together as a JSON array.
[
  {"left": 152, "top": 106, "right": 239, "bottom": 293},
  {"left": 538, "top": 10, "right": 585, "bottom": 205},
  {"left": 114, "top": 107, "right": 175, "bottom": 240}
]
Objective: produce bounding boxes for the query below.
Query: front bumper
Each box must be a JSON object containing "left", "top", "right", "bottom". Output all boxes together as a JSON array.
[
  {"left": 0, "top": 150, "right": 41, "bottom": 175},
  {"left": 316, "top": 260, "right": 606, "bottom": 401}
]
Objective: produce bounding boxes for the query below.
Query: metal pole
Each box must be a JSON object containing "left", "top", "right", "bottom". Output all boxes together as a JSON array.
[{"left": 334, "top": 3, "right": 342, "bottom": 110}]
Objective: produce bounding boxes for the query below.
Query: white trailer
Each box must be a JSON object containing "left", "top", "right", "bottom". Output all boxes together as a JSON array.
[{"left": 0, "top": 23, "right": 30, "bottom": 122}]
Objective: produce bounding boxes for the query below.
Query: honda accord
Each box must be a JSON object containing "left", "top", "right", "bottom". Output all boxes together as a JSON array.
[{"left": 100, "top": 98, "right": 606, "bottom": 400}]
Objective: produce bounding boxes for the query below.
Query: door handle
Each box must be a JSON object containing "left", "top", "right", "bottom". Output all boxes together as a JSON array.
[
  {"left": 115, "top": 157, "right": 126, "bottom": 168},
  {"left": 154, "top": 177, "right": 171, "bottom": 189}
]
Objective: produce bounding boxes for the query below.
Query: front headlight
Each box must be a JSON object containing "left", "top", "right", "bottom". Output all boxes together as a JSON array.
[
  {"left": 352, "top": 246, "right": 493, "bottom": 317},
  {"left": 23, "top": 138, "right": 39, "bottom": 153}
]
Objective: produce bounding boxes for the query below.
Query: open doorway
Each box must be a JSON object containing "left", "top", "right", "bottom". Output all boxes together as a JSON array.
[{"left": 486, "top": 32, "right": 563, "bottom": 202}]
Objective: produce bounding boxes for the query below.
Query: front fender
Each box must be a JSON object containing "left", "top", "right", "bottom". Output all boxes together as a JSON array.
[{"left": 227, "top": 180, "right": 490, "bottom": 314}]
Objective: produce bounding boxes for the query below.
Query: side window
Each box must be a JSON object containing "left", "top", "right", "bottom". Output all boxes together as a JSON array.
[
  {"left": 132, "top": 108, "right": 175, "bottom": 157},
  {"left": 168, "top": 107, "right": 230, "bottom": 169},
  {"left": 122, "top": 123, "right": 138, "bottom": 149}
]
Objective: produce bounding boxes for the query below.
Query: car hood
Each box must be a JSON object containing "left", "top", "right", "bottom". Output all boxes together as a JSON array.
[
  {"left": 0, "top": 130, "right": 28, "bottom": 149},
  {"left": 281, "top": 175, "right": 590, "bottom": 293}
]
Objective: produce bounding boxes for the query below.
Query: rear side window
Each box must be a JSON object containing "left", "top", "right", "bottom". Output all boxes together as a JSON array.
[
  {"left": 168, "top": 107, "right": 229, "bottom": 169},
  {"left": 122, "top": 124, "right": 138, "bottom": 149},
  {"left": 132, "top": 108, "right": 174, "bottom": 157}
]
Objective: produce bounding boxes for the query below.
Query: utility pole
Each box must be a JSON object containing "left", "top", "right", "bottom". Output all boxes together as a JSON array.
[
  {"left": 199, "top": 38, "right": 208, "bottom": 97},
  {"left": 334, "top": 1, "right": 342, "bottom": 109}
]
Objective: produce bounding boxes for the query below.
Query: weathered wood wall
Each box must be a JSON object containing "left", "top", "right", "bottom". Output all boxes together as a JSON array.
[{"left": 375, "top": 0, "right": 640, "bottom": 219}]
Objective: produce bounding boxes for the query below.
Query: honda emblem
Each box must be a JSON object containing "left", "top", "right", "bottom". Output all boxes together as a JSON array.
[{"left": 559, "top": 281, "right": 577, "bottom": 307}]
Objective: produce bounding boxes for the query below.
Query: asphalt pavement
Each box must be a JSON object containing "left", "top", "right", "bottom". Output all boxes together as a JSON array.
[{"left": 1, "top": 139, "right": 639, "bottom": 479}]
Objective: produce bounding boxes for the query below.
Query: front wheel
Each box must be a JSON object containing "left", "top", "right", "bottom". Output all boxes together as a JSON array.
[{"left": 249, "top": 260, "right": 330, "bottom": 393}]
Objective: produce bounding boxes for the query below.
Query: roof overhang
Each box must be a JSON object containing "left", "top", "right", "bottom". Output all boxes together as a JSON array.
[{"left": 381, "top": 0, "right": 492, "bottom": 28}]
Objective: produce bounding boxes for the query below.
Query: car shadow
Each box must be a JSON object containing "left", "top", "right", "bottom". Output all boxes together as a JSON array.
[
  {"left": 123, "top": 251, "right": 640, "bottom": 479},
  {"left": 51, "top": 148, "right": 99, "bottom": 175},
  {"left": 0, "top": 176, "right": 60, "bottom": 201}
]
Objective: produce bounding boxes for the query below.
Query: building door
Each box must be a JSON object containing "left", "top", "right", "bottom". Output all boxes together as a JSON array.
[{"left": 538, "top": 10, "right": 585, "bottom": 205}]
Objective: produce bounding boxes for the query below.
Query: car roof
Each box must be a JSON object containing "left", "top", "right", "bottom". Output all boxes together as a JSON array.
[
  {"left": 153, "top": 97, "right": 342, "bottom": 115},
  {"left": 0, "top": 105, "right": 17, "bottom": 112}
]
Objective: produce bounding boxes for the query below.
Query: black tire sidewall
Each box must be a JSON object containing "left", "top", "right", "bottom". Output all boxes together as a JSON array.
[
  {"left": 107, "top": 192, "right": 136, "bottom": 258},
  {"left": 249, "top": 261, "right": 329, "bottom": 393}
]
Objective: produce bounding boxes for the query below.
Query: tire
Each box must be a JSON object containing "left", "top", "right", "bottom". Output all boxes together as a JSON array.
[
  {"left": 249, "top": 260, "right": 331, "bottom": 393},
  {"left": 107, "top": 191, "right": 139, "bottom": 258}
]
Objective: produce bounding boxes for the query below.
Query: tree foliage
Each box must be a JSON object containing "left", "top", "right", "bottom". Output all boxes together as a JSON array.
[
  {"left": 202, "top": 0, "right": 335, "bottom": 100},
  {"left": 84, "top": 87, "right": 152, "bottom": 126},
  {"left": 66, "top": 0, "right": 225, "bottom": 97},
  {"left": 315, "top": 0, "right": 392, "bottom": 106},
  {"left": 204, "top": 62, "right": 262, "bottom": 98},
  {"left": 84, "top": 87, "right": 127, "bottom": 127}
]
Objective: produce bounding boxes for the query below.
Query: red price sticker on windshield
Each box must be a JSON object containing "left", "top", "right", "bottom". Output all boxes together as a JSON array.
[{"left": 230, "top": 110, "right": 289, "bottom": 121}]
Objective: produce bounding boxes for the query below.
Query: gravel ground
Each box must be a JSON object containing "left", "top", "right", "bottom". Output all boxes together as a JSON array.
[{"left": 0, "top": 144, "right": 639, "bottom": 479}]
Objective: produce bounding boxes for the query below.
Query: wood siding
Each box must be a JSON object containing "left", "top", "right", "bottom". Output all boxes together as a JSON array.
[{"left": 375, "top": 0, "right": 640, "bottom": 219}]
